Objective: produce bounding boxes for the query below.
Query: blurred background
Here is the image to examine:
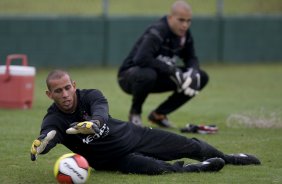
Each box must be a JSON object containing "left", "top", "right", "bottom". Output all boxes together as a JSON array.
[{"left": 0, "top": 0, "right": 282, "bottom": 67}]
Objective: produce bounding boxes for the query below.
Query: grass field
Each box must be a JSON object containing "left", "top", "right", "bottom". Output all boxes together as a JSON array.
[
  {"left": 0, "top": 0, "right": 282, "bottom": 16},
  {"left": 0, "top": 64, "right": 282, "bottom": 183}
]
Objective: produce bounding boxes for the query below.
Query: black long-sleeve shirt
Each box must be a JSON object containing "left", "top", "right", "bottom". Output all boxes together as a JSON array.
[
  {"left": 118, "top": 16, "right": 199, "bottom": 75},
  {"left": 39, "top": 89, "right": 144, "bottom": 166}
]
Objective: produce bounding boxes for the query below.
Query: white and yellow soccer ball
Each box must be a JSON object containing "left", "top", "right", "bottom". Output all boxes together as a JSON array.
[{"left": 54, "top": 153, "right": 91, "bottom": 184}]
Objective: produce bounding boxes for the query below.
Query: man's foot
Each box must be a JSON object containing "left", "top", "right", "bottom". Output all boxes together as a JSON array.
[
  {"left": 148, "top": 111, "right": 174, "bottom": 128},
  {"left": 225, "top": 153, "right": 261, "bottom": 165},
  {"left": 129, "top": 114, "right": 142, "bottom": 127},
  {"left": 184, "top": 158, "right": 225, "bottom": 172}
]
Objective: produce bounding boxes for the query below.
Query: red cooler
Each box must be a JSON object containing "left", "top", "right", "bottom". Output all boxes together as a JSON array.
[{"left": 0, "top": 54, "right": 36, "bottom": 109}]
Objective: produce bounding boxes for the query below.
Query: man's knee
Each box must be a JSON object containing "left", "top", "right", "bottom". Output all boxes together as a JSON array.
[
  {"left": 189, "top": 138, "right": 225, "bottom": 161},
  {"left": 131, "top": 68, "right": 158, "bottom": 93},
  {"left": 123, "top": 67, "right": 158, "bottom": 84},
  {"left": 199, "top": 70, "right": 209, "bottom": 90},
  {"left": 118, "top": 67, "right": 158, "bottom": 94},
  {"left": 117, "top": 153, "right": 181, "bottom": 175},
  {"left": 135, "top": 68, "right": 158, "bottom": 84}
]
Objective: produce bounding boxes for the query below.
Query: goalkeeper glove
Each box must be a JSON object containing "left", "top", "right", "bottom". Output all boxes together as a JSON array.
[
  {"left": 30, "top": 130, "right": 56, "bottom": 161},
  {"left": 170, "top": 69, "right": 192, "bottom": 93},
  {"left": 182, "top": 68, "right": 201, "bottom": 96},
  {"left": 184, "top": 68, "right": 201, "bottom": 90},
  {"left": 184, "top": 87, "right": 199, "bottom": 96},
  {"left": 66, "top": 120, "right": 101, "bottom": 135}
]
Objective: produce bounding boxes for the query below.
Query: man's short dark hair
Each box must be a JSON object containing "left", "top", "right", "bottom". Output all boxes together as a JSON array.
[{"left": 46, "top": 69, "right": 72, "bottom": 90}]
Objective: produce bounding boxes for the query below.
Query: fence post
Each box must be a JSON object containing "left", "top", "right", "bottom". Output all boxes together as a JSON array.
[
  {"left": 216, "top": 0, "right": 224, "bottom": 63},
  {"left": 102, "top": 0, "right": 109, "bottom": 66}
]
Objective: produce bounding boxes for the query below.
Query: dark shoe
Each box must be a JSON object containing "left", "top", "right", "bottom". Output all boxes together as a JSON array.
[
  {"left": 225, "top": 153, "right": 261, "bottom": 165},
  {"left": 148, "top": 111, "right": 173, "bottom": 128},
  {"left": 184, "top": 158, "right": 225, "bottom": 172},
  {"left": 129, "top": 114, "right": 143, "bottom": 127}
]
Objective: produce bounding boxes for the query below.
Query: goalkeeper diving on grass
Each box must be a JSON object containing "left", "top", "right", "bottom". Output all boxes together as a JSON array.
[{"left": 30, "top": 69, "right": 261, "bottom": 175}]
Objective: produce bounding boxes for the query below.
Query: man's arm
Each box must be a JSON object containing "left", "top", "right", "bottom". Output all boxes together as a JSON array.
[
  {"left": 30, "top": 128, "right": 59, "bottom": 161},
  {"left": 87, "top": 89, "right": 109, "bottom": 125},
  {"left": 133, "top": 28, "right": 176, "bottom": 75},
  {"left": 66, "top": 89, "right": 110, "bottom": 136},
  {"left": 30, "top": 114, "right": 65, "bottom": 161},
  {"left": 181, "top": 30, "right": 200, "bottom": 70}
]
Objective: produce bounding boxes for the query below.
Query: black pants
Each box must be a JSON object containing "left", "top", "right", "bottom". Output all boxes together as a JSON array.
[
  {"left": 93, "top": 127, "right": 225, "bottom": 175},
  {"left": 118, "top": 66, "right": 209, "bottom": 115}
]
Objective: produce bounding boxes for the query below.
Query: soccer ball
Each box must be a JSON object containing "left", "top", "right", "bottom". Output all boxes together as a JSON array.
[{"left": 54, "top": 153, "right": 90, "bottom": 184}]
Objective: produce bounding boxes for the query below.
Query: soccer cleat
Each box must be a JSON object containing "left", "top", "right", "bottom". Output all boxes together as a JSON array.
[
  {"left": 183, "top": 158, "right": 225, "bottom": 172},
  {"left": 148, "top": 111, "right": 174, "bottom": 128},
  {"left": 129, "top": 114, "right": 143, "bottom": 127},
  {"left": 225, "top": 153, "right": 261, "bottom": 165}
]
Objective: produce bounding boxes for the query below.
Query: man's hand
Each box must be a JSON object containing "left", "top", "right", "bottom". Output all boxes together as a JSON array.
[
  {"left": 30, "top": 130, "right": 56, "bottom": 161},
  {"left": 66, "top": 120, "right": 101, "bottom": 135},
  {"left": 170, "top": 69, "right": 192, "bottom": 93},
  {"left": 171, "top": 68, "right": 199, "bottom": 96},
  {"left": 184, "top": 68, "right": 201, "bottom": 90},
  {"left": 183, "top": 87, "right": 199, "bottom": 96},
  {"left": 182, "top": 68, "right": 201, "bottom": 96}
]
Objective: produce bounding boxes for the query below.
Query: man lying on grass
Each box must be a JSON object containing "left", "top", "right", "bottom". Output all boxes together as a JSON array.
[{"left": 30, "top": 69, "right": 260, "bottom": 175}]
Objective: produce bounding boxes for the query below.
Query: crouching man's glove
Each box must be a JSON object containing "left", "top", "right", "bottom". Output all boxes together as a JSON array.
[
  {"left": 170, "top": 68, "right": 192, "bottom": 93},
  {"left": 182, "top": 68, "right": 201, "bottom": 96},
  {"left": 66, "top": 120, "right": 101, "bottom": 135},
  {"left": 30, "top": 130, "right": 56, "bottom": 161},
  {"left": 183, "top": 87, "right": 199, "bottom": 96}
]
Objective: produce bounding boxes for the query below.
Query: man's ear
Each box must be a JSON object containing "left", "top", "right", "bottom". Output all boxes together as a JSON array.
[
  {"left": 167, "top": 14, "right": 174, "bottom": 27},
  {"left": 46, "top": 90, "right": 53, "bottom": 100},
  {"left": 72, "top": 80, "right": 76, "bottom": 89},
  {"left": 167, "top": 14, "right": 172, "bottom": 21}
]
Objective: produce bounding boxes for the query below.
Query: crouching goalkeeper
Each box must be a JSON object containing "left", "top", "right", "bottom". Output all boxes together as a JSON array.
[
  {"left": 30, "top": 69, "right": 260, "bottom": 175},
  {"left": 117, "top": 0, "right": 209, "bottom": 128}
]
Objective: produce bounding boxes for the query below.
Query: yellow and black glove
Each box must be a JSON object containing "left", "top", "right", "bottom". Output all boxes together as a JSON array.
[
  {"left": 66, "top": 120, "right": 101, "bottom": 135},
  {"left": 30, "top": 130, "right": 56, "bottom": 161}
]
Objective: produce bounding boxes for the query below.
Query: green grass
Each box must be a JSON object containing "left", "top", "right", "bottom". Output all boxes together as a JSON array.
[
  {"left": 0, "top": 0, "right": 282, "bottom": 16},
  {"left": 0, "top": 64, "right": 282, "bottom": 183}
]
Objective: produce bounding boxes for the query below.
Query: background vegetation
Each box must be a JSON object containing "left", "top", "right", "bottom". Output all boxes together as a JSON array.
[{"left": 0, "top": 0, "right": 281, "bottom": 16}]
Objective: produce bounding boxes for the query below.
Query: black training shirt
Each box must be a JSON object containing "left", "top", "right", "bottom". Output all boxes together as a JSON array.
[
  {"left": 118, "top": 16, "right": 199, "bottom": 75},
  {"left": 39, "top": 89, "right": 144, "bottom": 166}
]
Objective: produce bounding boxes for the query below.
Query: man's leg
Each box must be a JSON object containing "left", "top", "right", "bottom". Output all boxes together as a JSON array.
[
  {"left": 152, "top": 69, "right": 209, "bottom": 115},
  {"left": 147, "top": 69, "right": 209, "bottom": 127},
  {"left": 116, "top": 153, "right": 183, "bottom": 175},
  {"left": 134, "top": 128, "right": 260, "bottom": 165},
  {"left": 118, "top": 67, "right": 158, "bottom": 125},
  {"left": 134, "top": 128, "right": 225, "bottom": 161},
  {"left": 116, "top": 153, "right": 224, "bottom": 175}
]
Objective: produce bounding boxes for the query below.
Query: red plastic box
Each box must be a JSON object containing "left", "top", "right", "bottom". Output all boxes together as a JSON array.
[{"left": 0, "top": 54, "right": 36, "bottom": 109}]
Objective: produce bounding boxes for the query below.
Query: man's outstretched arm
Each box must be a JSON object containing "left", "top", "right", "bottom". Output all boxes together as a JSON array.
[{"left": 30, "top": 130, "right": 57, "bottom": 161}]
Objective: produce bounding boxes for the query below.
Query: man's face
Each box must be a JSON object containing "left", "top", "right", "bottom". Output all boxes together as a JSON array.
[
  {"left": 168, "top": 7, "right": 192, "bottom": 37},
  {"left": 46, "top": 74, "right": 77, "bottom": 113}
]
